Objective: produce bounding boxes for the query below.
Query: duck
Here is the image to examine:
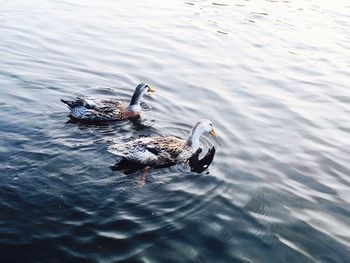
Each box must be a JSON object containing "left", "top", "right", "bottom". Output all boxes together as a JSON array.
[
  {"left": 108, "top": 119, "right": 217, "bottom": 166},
  {"left": 61, "top": 83, "right": 155, "bottom": 122}
]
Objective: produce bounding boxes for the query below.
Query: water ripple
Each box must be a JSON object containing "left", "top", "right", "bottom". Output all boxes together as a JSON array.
[{"left": 0, "top": 0, "right": 350, "bottom": 262}]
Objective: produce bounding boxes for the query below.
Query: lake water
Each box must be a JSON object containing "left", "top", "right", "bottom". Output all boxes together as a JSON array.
[{"left": 0, "top": 0, "right": 349, "bottom": 262}]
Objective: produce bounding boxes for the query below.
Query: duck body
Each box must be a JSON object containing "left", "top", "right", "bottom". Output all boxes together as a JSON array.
[
  {"left": 61, "top": 97, "right": 135, "bottom": 122},
  {"left": 108, "top": 136, "right": 194, "bottom": 165},
  {"left": 108, "top": 119, "right": 217, "bottom": 166},
  {"left": 61, "top": 83, "right": 154, "bottom": 122}
]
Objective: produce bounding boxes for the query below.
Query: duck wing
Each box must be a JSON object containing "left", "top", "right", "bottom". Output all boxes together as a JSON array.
[
  {"left": 144, "top": 136, "right": 186, "bottom": 160},
  {"left": 62, "top": 97, "right": 128, "bottom": 121},
  {"left": 61, "top": 97, "right": 123, "bottom": 109},
  {"left": 61, "top": 97, "right": 86, "bottom": 109},
  {"left": 90, "top": 100, "right": 128, "bottom": 120}
]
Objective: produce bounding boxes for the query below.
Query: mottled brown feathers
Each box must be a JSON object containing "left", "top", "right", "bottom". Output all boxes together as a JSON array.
[
  {"left": 108, "top": 136, "right": 195, "bottom": 165},
  {"left": 67, "top": 98, "right": 137, "bottom": 121}
]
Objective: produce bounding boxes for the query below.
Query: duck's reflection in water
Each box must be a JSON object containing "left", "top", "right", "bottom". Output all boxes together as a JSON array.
[
  {"left": 188, "top": 146, "right": 216, "bottom": 173},
  {"left": 111, "top": 146, "right": 216, "bottom": 185}
]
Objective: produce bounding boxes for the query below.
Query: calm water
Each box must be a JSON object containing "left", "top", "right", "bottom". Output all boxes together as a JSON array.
[{"left": 1, "top": 0, "right": 350, "bottom": 262}]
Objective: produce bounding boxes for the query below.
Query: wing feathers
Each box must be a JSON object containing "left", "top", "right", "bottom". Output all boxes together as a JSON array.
[
  {"left": 61, "top": 97, "right": 128, "bottom": 121},
  {"left": 108, "top": 136, "right": 189, "bottom": 165}
]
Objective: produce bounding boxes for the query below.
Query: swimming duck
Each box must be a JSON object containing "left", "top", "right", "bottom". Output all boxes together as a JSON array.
[
  {"left": 61, "top": 83, "right": 155, "bottom": 122},
  {"left": 108, "top": 119, "right": 217, "bottom": 166}
]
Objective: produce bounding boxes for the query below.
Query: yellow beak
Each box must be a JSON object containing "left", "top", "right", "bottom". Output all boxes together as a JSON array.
[
  {"left": 147, "top": 86, "right": 155, "bottom": 93},
  {"left": 209, "top": 128, "right": 217, "bottom": 137}
]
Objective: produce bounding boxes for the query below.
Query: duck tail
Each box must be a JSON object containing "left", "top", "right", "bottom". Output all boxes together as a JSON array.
[
  {"left": 107, "top": 144, "right": 129, "bottom": 157},
  {"left": 61, "top": 98, "right": 84, "bottom": 109}
]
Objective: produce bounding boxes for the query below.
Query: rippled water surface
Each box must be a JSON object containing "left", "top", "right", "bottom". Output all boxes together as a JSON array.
[{"left": 1, "top": 0, "right": 350, "bottom": 262}]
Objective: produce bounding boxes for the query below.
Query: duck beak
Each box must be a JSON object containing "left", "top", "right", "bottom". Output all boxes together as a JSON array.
[
  {"left": 209, "top": 128, "right": 217, "bottom": 137},
  {"left": 147, "top": 86, "right": 155, "bottom": 93}
]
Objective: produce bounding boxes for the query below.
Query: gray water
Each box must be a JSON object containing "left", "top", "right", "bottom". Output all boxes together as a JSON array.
[{"left": 0, "top": 0, "right": 350, "bottom": 262}]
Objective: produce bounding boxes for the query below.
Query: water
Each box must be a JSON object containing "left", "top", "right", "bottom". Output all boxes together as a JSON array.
[{"left": 0, "top": 0, "right": 349, "bottom": 262}]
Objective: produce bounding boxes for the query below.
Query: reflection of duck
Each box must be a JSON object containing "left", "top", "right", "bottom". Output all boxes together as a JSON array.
[
  {"left": 188, "top": 146, "right": 216, "bottom": 173},
  {"left": 108, "top": 119, "right": 216, "bottom": 166},
  {"left": 61, "top": 83, "right": 154, "bottom": 122}
]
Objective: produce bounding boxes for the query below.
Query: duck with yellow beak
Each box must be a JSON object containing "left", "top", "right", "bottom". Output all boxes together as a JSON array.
[
  {"left": 108, "top": 119, "right": 217, "bottom": 166},
  {"left": 61, "top": 83, "right": 155, "bottom": 122}
]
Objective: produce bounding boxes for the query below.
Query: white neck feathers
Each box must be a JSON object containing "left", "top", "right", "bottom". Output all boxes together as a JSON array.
[
  {"left": 186, "top": 124, "right": 203, "bottom": 151},
  {"left": 128, "top": 104, "right": 141, "bottom": 114}
]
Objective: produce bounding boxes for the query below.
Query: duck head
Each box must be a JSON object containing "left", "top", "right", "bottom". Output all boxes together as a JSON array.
[
  {"left": 187, "top": 119, "right": 216, "bottom": 151},
  {"left": 129, "top": 83, "right": 155, "bottom": 113}
]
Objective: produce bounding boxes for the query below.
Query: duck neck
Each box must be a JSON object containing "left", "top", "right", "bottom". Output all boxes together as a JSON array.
[
  {"left": 186, "top": 126, "right": 202, "bottom": 151},
  {"left": 128, "top": 104, "right": 141, "bottom": 114},
  {"left": 128, "top": 91, "right": 143, "bottom": 113}
]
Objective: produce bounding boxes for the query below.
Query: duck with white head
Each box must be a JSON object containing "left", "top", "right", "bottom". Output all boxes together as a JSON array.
[{"left": 108, "top": 119, "right": 217, "bottom": 166}]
